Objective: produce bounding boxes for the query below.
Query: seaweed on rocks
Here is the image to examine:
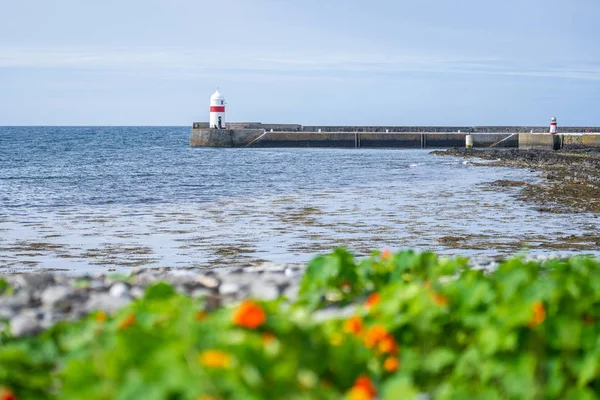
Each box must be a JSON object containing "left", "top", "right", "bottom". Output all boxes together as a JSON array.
[{"left": 433, "top": 148, "right": 600, "bottom": 214}]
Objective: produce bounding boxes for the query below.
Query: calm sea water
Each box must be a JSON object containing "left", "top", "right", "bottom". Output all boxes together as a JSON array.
[{"left": 1, "top": 126, "right": 598, "bottom": 273}]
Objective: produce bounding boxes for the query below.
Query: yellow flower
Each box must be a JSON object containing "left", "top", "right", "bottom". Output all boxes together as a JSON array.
[
  {"left": 347, "top": 386, "right": 372, "bottom": 400},
  {"left": 198, "top": 350, "right": 232, "bottom": 369}
]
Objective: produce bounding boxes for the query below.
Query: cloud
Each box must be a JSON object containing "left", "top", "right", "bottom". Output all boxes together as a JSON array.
[{"left": 2, "top": 47, "right": 600, "bottom": 82}]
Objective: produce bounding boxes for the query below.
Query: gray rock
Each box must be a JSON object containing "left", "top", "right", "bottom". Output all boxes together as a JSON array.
[
  {"left": 196, "top": 275, "right": 220, "bottom": 289},
  {"left": 85, "top": 293, "right": 131, "bottom": 314},
  {"left": 40, "top": 311, "right": 67, "bottom": 329},
  {"left": 109, "top": 282, "right": 130, "bottom": 298},
  {"left": 130, "top": 286, "right": 145, "bottom": 299},
  {"left": 41, "top": 286, "right": 74, "bottom": 311},
  {"left": 89, "top": 279, "right": 106, "bottom": 290},
  {"left": 10, "top": 312, "right": 41, "bottom": 337},
  {"left": 14, "top": 274, "right": 55, "bottom": 292},
  {"left": 244, "top": 262, "right": 287, "bottom": 274},
  {"left": 0, "top": 307, "right": 15, "bottom": 320},
  {"left": 285, "top": 267, "right": 303, "bottom": 278},
  {"left": 130, "top": 274, "right": 159, "bottom": 286},
  {"left": 191, "top": 287, "right": 212, "bottom": 298},
  {"left": 282, "top": 283, "right": 300, "bottom": 302},
  {"left": 0, "top": 291, "right": 31, "bottom": 310},
  {"left": 219, "top": 282, "right": 240, "bottom": 296},
  {"left": 250, "top": 281, "right": 280, "bottom": 300}
]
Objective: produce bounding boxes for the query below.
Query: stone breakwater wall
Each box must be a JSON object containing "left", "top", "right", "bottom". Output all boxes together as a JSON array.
[
  {"left": 191, "top": 123, "right": 600, "bottom": 148},
  {"left": 519, "top": 134, "right": 600, "bottom": 150},
  {"left": 190, "top": 128, "right": 519, "bottom": 148},
  {"left": 189, "top": 128, "right": 264, "bottom": 147},
  {"left": 193, "top": 122, "right": 600, "bottom": 134}
]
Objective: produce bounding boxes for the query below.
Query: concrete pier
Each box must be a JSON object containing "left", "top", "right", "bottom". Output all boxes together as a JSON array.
[
  {"left": 190, "top": 123, "right": 600, "bottom": 149},
  {"left": 189, "top": 128, "right": 264, "bottom": 147},
  {"left": 518, "top": 134, "right": 562, "bottom": 150}
]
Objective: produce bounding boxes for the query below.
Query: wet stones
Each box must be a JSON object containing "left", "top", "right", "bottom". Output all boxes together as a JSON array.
[
  {"left": 10, "top": 311, "right": 41, "bottom": 337},
  {"left": 0, "top": 262, "right": 306, "bottom": 337},
  {"left": 41, "top": 286, "right": 75, "bottom": 312}
]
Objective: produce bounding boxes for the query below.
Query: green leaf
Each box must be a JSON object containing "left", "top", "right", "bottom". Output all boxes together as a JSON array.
[
  {"left": 144, "top": 282, "right": 176, "bottom": 300},
  {"left": 423, "top": 348, "right": 456, "bottom": 374},
  {"left": 382, "top": 374, "right": 419, "bottom": 400},
  {"left": 578, "top": 353, "right": 598, "bottom": 387},
  {"left": 0, "top": 278, "right": 12, "bottom": 296}
]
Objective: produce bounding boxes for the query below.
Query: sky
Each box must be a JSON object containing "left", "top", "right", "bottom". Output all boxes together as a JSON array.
[{"left": 1, "top": 0, "right": 599, "bottom": 126}]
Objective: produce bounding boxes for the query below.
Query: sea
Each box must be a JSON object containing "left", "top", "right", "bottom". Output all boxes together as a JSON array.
[{"left": 1, "top": 126, "right": 598, "bottom": 273}]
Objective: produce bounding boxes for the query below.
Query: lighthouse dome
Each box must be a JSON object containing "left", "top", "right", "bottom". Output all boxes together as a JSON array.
[{"left": 211, "top": 89, "right": 224, "bottom": 101}]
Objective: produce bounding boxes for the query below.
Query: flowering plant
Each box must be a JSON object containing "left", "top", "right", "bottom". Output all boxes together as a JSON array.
[{"left": 1, "top": 250, "right": 600, "bottom": 399}]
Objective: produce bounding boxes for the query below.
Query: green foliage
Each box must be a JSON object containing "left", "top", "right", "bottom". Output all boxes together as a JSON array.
[
  {"left": 0, "top": 278, "right": 12, "bottom": 296},
  {"left": 2, "top": 251, "right": 600, "bottom": 399}
]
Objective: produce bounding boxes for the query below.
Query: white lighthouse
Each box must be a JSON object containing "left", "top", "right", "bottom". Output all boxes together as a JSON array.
[
  {"left": 209, "top": 89, "right": 226, "bottom": 129},
  {"left": 549, "top": 116, "right": 557, "bottom": 135}
]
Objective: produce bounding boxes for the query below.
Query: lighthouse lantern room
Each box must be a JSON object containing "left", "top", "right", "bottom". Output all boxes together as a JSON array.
[
  {"left": 210, "top": 89, "right": 226, "bottom": 129},
  {"left": 549, "top": 116, "right": 557, "bottom": 135}
]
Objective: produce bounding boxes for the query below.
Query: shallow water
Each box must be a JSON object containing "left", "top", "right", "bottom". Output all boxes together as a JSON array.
[{"left": 1, "top": 126, "right": 598, "bottom": 272}]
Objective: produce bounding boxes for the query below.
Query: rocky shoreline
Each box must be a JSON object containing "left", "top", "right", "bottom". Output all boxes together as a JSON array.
[
  {"left": 0, "top": 263, "right": 306, "bottom": 337},
  {"left": 0, "top": 255, "right": 557, "bottom": 338},
  {"left": 434, "top": 147, "right": 600, "bottom": 214}
]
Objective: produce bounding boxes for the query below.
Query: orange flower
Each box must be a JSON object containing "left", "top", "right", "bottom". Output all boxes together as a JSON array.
[
  {"left": 430, "top": 292, "right": 448, "bottom": 307},
  {"left": 195, "top": 310, "right": 208, "bottom": 322},
  {"left": 348, "top": 375, "right": 377, "bottom": 400},
  {"left": 95, "top": 311, "right": 107, "bottom": 323},
  {"left": 343, "top": 316, "right": 364, "bottom": 336},
  {"left": 0, "top": 387, "right": 17, "bottom": 400},
  {"left": 363, "top": 325, "right": 388, "bottom": 348},
  {"left": 383, "top": 356, "right": 399, "bottom": 372},
  {"left": 381, "top": 249, "right": 392, "bottom": 260},
  {"left": 118, "top": 313, "right": 136, "bottom": 330},
  {"left": 377, "top": 334, "right": 397, "bottom": 355},
  {"left": 347, "top": 386, "right": 371, "bottom": 400},
  {"left": 232, "top": 300, "right": 266, "bottom": 329},
  {"left": 364, "top": 293, "right": 381, "bottom": 310},
  {"left": 198, "top": 350, "right": 232, "bottom": 368},
  {"left": 529, "top": 301, "right": 546, "bottom": 328}
]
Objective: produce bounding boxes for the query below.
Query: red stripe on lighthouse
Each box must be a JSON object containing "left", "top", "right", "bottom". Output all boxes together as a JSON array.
[{"left": 210, "top": 106, "right": 225, "bottom": 112}]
